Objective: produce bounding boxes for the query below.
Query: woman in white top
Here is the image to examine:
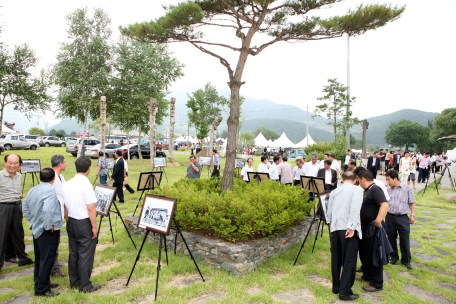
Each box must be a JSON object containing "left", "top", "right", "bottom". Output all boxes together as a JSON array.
[
  {"left": 408, "top": 154, "right": 417, "bottom": 190},
  {"left": 399, "top": 150, "right": 412, "bottom": 184}
]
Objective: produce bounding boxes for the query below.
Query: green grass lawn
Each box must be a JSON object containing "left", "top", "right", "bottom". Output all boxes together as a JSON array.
[{"left": 1, "top": 147, "right": 456, "bottom": 303}]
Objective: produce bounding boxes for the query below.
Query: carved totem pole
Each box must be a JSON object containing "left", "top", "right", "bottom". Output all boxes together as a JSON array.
[
  {"left": 209, "top": 116, "right": 223, "bottom": 167},
  {"left": 168, "top": 98, "right": 176, "bottom": 163},
  {"left": 100, "top": 96, "right": 107, "bottom": 154},
  {"left": 149, "top": 98, "right": 158, "bottom": 169}
]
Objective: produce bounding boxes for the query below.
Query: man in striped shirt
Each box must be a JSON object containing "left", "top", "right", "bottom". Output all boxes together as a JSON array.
[{"left": 385, "top": 170, "right": 416, "bottom": 270}]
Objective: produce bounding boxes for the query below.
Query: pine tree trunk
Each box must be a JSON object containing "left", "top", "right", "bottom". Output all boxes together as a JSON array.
[
  {"left": 138, "top": 124, "right": 143, "bottom": 160},
  {"left": 221, "top": 83, "right": 241, "bottom": 191},
  {"left": 127, "top": 131, "right": 130, "bottom": 161},
  {"left": 149, "top": 98, "right": 157, "bottom": 170},
  {"left": 78, "top": 113, "right": 88, "bottom": 158}
]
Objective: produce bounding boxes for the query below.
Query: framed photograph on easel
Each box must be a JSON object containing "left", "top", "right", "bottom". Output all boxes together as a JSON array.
[
  {"left": 318, "top": 191, "right": 332, "bottom": 224},
  {"left": 21, "top": 159, "right": 41, "bottom": 173},
  {"left": 199, "top": 157, "right": 211, "bottom": 166},
  {"left": 235, "top": 158, "right": 245, "bottom": 168},
  {"left": 94, "top": 184, "right": 116, "bottom": 216},
  {"left": 154, "top": 157, "right": 167, "bottom": 168},
  {"left": 137, "top": 171, "right": 162, "bottom": 191},
  {"left": 137, "top": 194, "right": 177, "bottom": 235}
]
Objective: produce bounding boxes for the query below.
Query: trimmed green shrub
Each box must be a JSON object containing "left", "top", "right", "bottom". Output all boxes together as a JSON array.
[
  {"left": 152, "top": 178, "right": 313, "bottom": 242},
  {"left": 179, "top": 147, "right": 187, "bottom": 151},
  {"left": 254, "top": 151, "right": 261, "bottom": 156}
]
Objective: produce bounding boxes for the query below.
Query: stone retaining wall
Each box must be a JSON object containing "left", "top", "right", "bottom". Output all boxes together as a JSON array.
[{"left": 124, "top": 216, "right": 318, "bottom": 276}]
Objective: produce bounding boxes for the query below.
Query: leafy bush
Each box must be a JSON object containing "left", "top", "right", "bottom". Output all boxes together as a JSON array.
[
  {"left": 304, "top": 141, "right": 334, "bottom": 161},
  {"left": 254, "top": 151, "right": 261, "bottom": 156},
  {"left": 179, "top": 147, "right": 187, "bottom": 151},
  {"left": 152, "top": 178, "right": 312, "bottom": 242}
]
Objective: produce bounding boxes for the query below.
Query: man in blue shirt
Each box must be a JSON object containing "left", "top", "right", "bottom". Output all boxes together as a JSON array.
[
  {"left": 23, "top": 168, "right": 63, "bottom": 297},
  {"left": 211, "top": 149, "right": 221, "bottom": 178}
]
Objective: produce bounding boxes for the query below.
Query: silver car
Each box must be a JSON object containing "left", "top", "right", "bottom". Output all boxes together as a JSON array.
[
  {"left": 66, "top": 138, "right": 101, "bottom": 156},
  {"left": 36, "top": 136, "right": 66, "bottom": 147},
  {"left": 85, "top": 143, "right": 122, "bottom": 159}
]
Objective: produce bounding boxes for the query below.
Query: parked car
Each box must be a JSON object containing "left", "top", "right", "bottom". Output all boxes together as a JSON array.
[
  {"left": 36, "top": 136, "right": 66, "bottom": 147},
  {"left": 66, "top": 137, "right": 101, "bottom": 156},
  {"left": 288, "top": 149, "right": 306, "bottom": 158},
  {"left": 0, "top": 134, "right": 39, "bottom": 150},
  {"left": 24, "top": 135, "right": 40, "bottom": 142},
  {"left": 120, "top": 144, "right": 166, "bottom": 159},
  {"left": 85, "top": 143, "right": 122, "bottom": 159},
  {"left": 0, "top": 143, "right": 4, "bottom": 154}
]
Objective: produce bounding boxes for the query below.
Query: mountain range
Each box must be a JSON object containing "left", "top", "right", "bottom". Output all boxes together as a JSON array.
[{"left": 40, "top": 88, "right": 439, "bottom": 146}]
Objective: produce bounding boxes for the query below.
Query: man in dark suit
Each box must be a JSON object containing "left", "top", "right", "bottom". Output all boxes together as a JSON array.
[
  {"left": 392, "top": 149, "right": 402, "bottom": 171},
  {"left": 367, "top": 151, "right": 380, "bottom": 179},
  {"left": 109, "top": 150, "right": 125, "bottom": 203},
  {"left": 317, "top": 159, "right": 338, "bottom": 191}
]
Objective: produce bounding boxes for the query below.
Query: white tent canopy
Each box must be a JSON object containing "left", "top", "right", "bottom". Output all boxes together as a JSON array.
[
  {"left": 254, "top": 132, "right": 269, "bottom": 147},
  {"left": 1, "top": 125, "right": 15, "bottom": 134},
  {"left": 294, "top": 134, "right": 316, "bottom": 148},
  {"left": 271, "top": 132, "right": 295, "bottom": 148}
]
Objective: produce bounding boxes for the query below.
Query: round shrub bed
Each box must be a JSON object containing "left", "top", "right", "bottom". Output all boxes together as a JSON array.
[{"left": 152, "top": 178, "right": 313, "bottom": 242}]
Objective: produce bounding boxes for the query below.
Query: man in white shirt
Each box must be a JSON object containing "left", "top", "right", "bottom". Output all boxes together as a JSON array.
[
  {"left": 344, "top": 149, "right": 353, "bottom": 173},
  {"left": 50, "top": 155, "right": 67, "bottom": 278},
  {"left": 269, "top": 156, "right": 281, "bottom": 180},
  {"left": 257, "top": 156, "right": 270, "bottom": 173},
  {"left": 241, "top": 158, "right": 254, "bottom": 183},
  {"left": 63, "top": 156, "right": 100, "bottom": 293},
  {"left": 293, "top": 158, "right": 304, "bottom": 186},
  {"left": 319, "top": 154, "right": 329, "bottom": 169},
  {"left": 329, "top": 154, "right": 341, "bottom": 178},
  {"left": 304, "top": 153, "right": 320, "bottom": 177}
]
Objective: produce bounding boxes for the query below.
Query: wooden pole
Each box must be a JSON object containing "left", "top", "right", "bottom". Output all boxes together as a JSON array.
[
  {"left": 149, "top": 98, "right": 158, "bottom": 170},
  {"left": 100, "top": 96, "right": 106, "bottom": 155},
  {"left": 209, "top": 116, "right": 223, "bottom": 167},
  {"left": 362, "top": 119, "right": 369, "bottom": 158},
  {"left": 168, "top": 98, "right": 176, "bottom": 163}
]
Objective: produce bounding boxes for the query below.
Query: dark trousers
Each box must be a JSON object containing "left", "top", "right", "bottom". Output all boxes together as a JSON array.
[
  {"left": 343, "top": 164, "right": 348, "bottom": 173},
  {"left": 386, "top": 214, "right": 411, "bottom": 265},
  {"left": 293, "top": 180, "right": 301, "bottom": 186},
  {"left": 0, "top": 203, "right": 29, "bottom": 268},
  {"left": 331, "top": 230, "right": 359, "bottom": 296},
  {"left": 51, "top": 234, "right": 61, "bottom": 273},
  {"left": 211, "top": 165, "right": 220, "bottom": 178},
  {"left": 369, "top": 167, "right": 377, "bottom": 179},
  {"left": 5, "top": 234, "right": 16, "bottom": 259},
  {"left": 360, "top": 229, "right": 383, "bottom": 289},
  {"left": 34, "top": 230, "right": 60, "bottom": 295},
  {"left": 113, "top": 182, "right": 124, "bottom": 202},
  {"left": 418, "top": 168, "right": 428, "bottom": 183},
  {"left": 67, "top": 218, "right": 97, "bottom": 290}
]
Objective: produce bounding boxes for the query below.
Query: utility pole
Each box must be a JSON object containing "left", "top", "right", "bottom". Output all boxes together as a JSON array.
[
  {"left": 361, "top": 119, "right": 369, "bottom": 159},
  {"left": 346, "top": 35, "right": 351, "bottom": 147},
  {"left": 306, "top": 105, "right": 309, "bottom": 147},
  {"left": 149, "top": 98, "right": 158, "bottom": 169},
  {"left": 36, "top": 114, "right": 41, "bottom": 129}
]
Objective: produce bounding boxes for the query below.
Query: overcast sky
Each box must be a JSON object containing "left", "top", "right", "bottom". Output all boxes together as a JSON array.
[{"left": 1, "top": 0, "right": 455, "bottom": 129}]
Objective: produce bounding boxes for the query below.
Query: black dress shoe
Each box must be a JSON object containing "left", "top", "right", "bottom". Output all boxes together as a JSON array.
[
  {"left": 339, "top": 294, "right": 359, "bottom": 301},
  {"left": 50, "top": 283, "right": 59, "bottom": 288},
  {"left": 356, "top": 268, "right": 363, "bottom": 273},
  {"left": 5, "top": 257, "right": 19, "bottom": 263},
  {"left": 36, "top": 291, "right": 60, "bottom": 297},
  {"left": 80, "top": 284, "right": 101, "bottom": 293},
  {"left": 18, "top": 258, "right": 34, "bottom": 266},
  {"left": 403, "top": 264, "right": 414, "bottom": 270},
  {"left": 390, "top": 258, "right": 398, "bottom": 265}
]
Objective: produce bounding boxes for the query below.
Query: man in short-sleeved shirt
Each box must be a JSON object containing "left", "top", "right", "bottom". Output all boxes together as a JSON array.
[
  {"left": 304, "top": 153, "right": 320, "bottom": 177},
  {"left": 241, "top": 158, "right": 254, "bottom": 182},
  {"left": 329, "top": 154, "right": 341, "bottom": 178},
  {"left": 186, "top": 156, "right": 201, "bottom": 179},
  {"left": 63, "top": 156, "right": 100, "bottom": 293},
  {"left": 358, "top": 170, "right": 389, "bottom": 293}
]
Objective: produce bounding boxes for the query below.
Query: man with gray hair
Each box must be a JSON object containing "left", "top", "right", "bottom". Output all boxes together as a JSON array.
[
  {"left": 303, "top": 153, "right": 320, "bottom": 177},
  {"left": 50, "top": 155, "right": 67, "bottom": 277}
]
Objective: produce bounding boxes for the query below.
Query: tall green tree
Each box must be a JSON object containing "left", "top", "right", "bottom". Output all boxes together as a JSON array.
[
  {"left": 431, "top": 108, "right": 456, "bottom": 140},
  {"left": 0, "top": 44, "right": 52, "bottom": 134},
  {"left": 237, "top": 132, "right": 255, "bottom": 152},
  {"left": 109, "top": 38, "right": 184, "bottom": 159},
  {"left": 28, "top": 127, "right": 46, "bottom": 135},
  {"left": 53, "top": 7, "right": 112, "bottom": 157},
  {"left": 186, "top": 82, "right": 229, "bottom": 142},
  {"left": 252, "top": 127, "right": 279, "bottom": 141},
  {"left": 49, "top": 129, "right": 56, "bottom": 136},
  {"left": 121, "top": 1, "right": 405, "bottom": 191},
  {"left": 384, "top": 119, "right": 423, "bottom": 150},
  {"left": 314, "top": 78, "right": 360, "bottom": 141}
]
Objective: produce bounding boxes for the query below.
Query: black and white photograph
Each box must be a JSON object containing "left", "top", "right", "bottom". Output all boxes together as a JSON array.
[
  {"left": 20, "top": 159, "right": 41, "bottom": 174},
  {"left": 199, "top": 157, "right": 211, "bottom": 166},
  {"left": 154, "top": 157, "right": 167, "bottom": 168},
  {"left": 106, "top": 158, "right": 114, "bottom": 169},
  {"left": 94, "top": 184, "right": 116, "bottom": 216},
  {"left": 137, "top": 171, "right": 162, "bottom": 191},
  {"left": 235, "top": 158, "right": 246, "bottom": 169},
  {"left": 318, "top": 192, "right": 332, "bottom": 224},
  {"left": 137, "top": 194, "right": 176, "bottom": 235}
]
